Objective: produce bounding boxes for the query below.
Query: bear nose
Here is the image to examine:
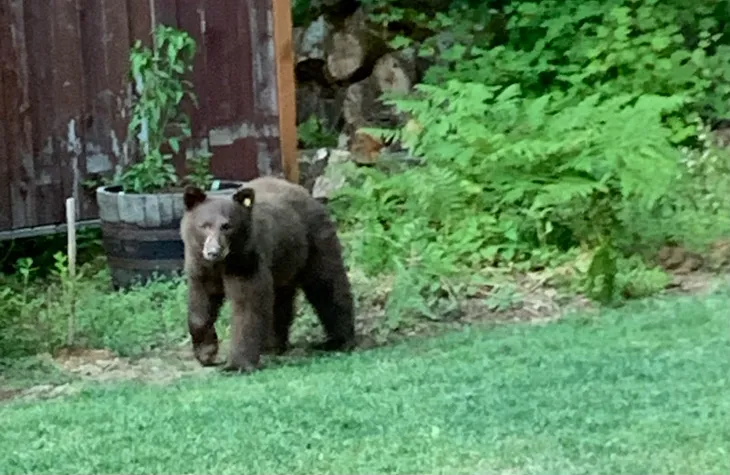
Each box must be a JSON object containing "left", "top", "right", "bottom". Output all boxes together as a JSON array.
[{"left": 204, "top": 247, "right": 220, "bottom": 259}]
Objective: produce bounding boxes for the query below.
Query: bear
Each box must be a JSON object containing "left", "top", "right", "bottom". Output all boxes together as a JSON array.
[{"left": 180, "top": 175, "right": 356, "bottom": 373}]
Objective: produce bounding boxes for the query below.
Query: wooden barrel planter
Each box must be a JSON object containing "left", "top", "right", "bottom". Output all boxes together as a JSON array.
[{"left": 96, "top": 181, "right": 245, "bottom": 290}]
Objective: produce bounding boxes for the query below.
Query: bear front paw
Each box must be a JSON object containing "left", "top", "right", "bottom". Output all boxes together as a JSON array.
[{"left": 193, "top": 341, "right": 220, "bottom": 366}]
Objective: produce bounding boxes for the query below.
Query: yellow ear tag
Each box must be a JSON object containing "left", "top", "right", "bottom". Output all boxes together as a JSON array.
[{"left": 243, "top": 197, "right": 252, "bottom": 207}]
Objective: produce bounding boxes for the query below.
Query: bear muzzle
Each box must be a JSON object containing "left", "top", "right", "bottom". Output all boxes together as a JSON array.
[{"left": 202, "top": 235, "right": 229, "bottom": 261}]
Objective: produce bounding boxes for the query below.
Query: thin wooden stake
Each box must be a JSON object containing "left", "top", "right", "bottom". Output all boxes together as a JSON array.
[{"left": 65, "top": 197, "right": 77, "bottom": 347}]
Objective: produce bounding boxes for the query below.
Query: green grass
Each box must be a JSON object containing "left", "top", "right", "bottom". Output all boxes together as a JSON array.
[{"left": 2, "top": 292, "right": 730, "bottom": 474}]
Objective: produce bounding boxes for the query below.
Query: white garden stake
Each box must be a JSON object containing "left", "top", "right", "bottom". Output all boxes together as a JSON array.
[{"left": 65, "top": 197, "right": 77, "bottom": 347}]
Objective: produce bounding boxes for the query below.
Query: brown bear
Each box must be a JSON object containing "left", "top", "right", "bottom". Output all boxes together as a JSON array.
[{"left": 180, "top": 176, "right": 355, "bottom": 373}]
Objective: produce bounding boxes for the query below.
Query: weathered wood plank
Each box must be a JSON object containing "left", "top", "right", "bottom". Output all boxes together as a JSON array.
[
  {"left": 13, "top": 0, "right": 45, "bottom": 228},
  {"left": 79, "top": 0, "right": 130, "bottom": 220},
  {"left": 9, "top": 0, "right": 37, "bottom": 226},
  {"left": 177, "top": 0, "right": 207, "bottom": 138},
  {"left": 0, "top": 0, "right": 14, "bottom": 230},
  {"left": 0, "top": 219, "right": 100, "bottom": 241},
  {"left": 202, "top": 0, "right": 258, "bottom": 181},
  {"left": 154, "top": 0, "right": 177, "bottom": 27},
  {"left": 205, "top": 0, "right": 246, "bottom": 127},
  {"left": 272, "top": 0, "right": 298, "bottom": 183},
  {"left": 0, "top": 76, "right": 11, "bottom": 231},
  {"left": 249, "top": 0, "right": 281, "bottom": 177},
  {"left": 250, "top": 0, "right": 278, "bottom": 120},
  {"left": 175, "top": 0, "right": 208, "bottom": 178},
  {"left": 126, "top": 0, "right": 153, "bottom": 46},
  {"left": 52, "top": 0, "right": 87, "bottom": 219}
]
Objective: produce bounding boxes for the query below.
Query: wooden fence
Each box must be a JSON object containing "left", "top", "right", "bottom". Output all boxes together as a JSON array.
[{"left": 0, "top": 0, "right": 296, "bottom": 239}]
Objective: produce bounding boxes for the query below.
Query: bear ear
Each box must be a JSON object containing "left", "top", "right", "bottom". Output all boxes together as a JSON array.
[
  {"left": 183, "top": 186, "right": 207, "bottom": 211},
  {"left": 233, "top": 188, "right": 255, "bottom": 209}
]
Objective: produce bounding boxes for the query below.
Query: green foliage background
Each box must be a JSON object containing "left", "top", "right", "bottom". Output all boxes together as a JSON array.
[{"left": 326, "top": 0, "right": 730, "bottom": 309}]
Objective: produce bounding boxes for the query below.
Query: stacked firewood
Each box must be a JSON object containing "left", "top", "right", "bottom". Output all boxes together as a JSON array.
[{"left": 293, "top": 5, "right": 424, "bottom": 162}]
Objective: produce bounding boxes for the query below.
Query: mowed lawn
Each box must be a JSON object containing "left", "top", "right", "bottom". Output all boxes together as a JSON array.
[{"left": 2, "top": 292, "right": 729, "bottom": 475}]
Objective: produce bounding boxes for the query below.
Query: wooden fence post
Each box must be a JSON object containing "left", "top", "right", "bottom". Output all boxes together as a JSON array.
[{"left": 272, "top": 0, "right": 299, "bottom": 184}]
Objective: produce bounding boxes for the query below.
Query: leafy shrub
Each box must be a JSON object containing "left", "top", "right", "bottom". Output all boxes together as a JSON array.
[
  {"left": 333, "top": 80, "right": 684, "bottom": 304},
  {"left": 325, "top": 0, "right": 730, "bottom": 310},
  {"left": 0, "top": 256, "right": 189, "bottom": 359},
  {"left": 419, "top": 0, "right": 730, "bottom": 145},
  {"left": 618, "top": 115, "right": 730, "bottom": 254},
  {"left": 119, "top": 25, "right": 213, "bottom": 193},
  {"left": 297, "top": 115, "right": 339, "bottom": 149}
]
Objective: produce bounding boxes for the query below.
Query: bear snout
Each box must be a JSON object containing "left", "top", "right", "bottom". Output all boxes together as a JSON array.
[
  {"left": 203, "top": 248, "right": 221, "bottom": 260},
  {"left": 202, "top": 235, "right": 227, "bottom": 261}
]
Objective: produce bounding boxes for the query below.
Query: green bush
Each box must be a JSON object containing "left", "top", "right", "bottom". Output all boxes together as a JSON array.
[
  {"left": 424, "top": 1, "right": 730, "bottom": 142},
  {"left": 333, "top": 82, "right": 684, "bottom": 303},
  {"left": 0, "top": 256, "right": 189, "bottom": 359},
  {"left": 325, "top": 0, "right": 730, "bottom": 308}
]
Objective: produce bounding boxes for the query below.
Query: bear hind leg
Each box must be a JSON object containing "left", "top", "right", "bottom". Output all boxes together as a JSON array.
[
  {"left": 301, "top": 252, "right": 355, "bottom": 351},
  {"left": 270, "top": 286, "right": 297, "bottom": 354},
  {"left": 300, "top": 206, "right": 356, "bottom": 351}
]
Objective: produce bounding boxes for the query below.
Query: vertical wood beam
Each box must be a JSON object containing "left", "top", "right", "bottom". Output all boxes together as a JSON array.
[{"left": 272, "top": 0, "right": 298, "bottom": 183}]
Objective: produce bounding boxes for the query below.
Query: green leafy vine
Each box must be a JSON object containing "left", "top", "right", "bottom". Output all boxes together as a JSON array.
[{"left": 119, "top": 25, "right": 213, "bottom": 194}]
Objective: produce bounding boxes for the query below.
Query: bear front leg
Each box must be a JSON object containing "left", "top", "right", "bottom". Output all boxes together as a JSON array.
[
  {"left": 221, "top": 271, "right": 274, "bottom": 373},
  {"left": 187, "top": 277, "right": 224, "bottom": 366}
]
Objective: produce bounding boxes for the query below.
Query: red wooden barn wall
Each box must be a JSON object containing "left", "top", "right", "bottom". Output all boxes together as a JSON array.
[{"left": 0, "top": 0, "right": 288, "bottom": 236}]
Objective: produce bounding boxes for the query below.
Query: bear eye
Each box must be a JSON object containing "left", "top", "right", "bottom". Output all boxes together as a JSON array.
[
  {"left": 200, "top": 222, "right": 212, "bottom": 229},
  {"left": 220, "top": 222, "right": 231, "bottom": 231}
]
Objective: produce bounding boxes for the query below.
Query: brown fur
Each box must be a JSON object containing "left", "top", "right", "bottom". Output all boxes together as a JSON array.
[{"left": 180, "top": 176, "right": 355, "bottom": 373}]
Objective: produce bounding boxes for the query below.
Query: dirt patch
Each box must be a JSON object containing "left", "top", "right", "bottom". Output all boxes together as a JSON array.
[
  {"left": 52, "top": 347, "right": 212, "bottom": 384},
  {"left": 2, "top": 347, "right": 216, "bottom": 405},
  {"left": 666, "top": 271, "right": 730, "bottom": 294},
  {"left": 0, "top": 388, "right": 23, "bottom": 402},
  {"left": 12, "top": 383, "right": 83, "bottom": 402}
]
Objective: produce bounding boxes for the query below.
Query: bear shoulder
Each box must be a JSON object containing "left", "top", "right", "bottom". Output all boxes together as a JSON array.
[
  {"left": 246, "top": 177, "right": 320, "bottom": 216},
  {"left": 246, "top": 177, "right": 335, "bottom": 238}
]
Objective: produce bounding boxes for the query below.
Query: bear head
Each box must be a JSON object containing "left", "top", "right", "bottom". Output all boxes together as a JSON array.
[{"left": 182, "top": 185, "right": 256, "bottom": 263}]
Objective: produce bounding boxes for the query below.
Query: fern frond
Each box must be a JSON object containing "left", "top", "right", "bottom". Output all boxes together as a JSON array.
[{"left": 533, "top": 176, "right": 602, "bottom": 209}]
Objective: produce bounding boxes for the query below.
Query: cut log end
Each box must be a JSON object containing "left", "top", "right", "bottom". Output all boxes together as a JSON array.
[
  {"left": 373, "top": 52, "right": 414, "bottom": 95},
  {"left": 342, "top": 50, "right": 418, "bottom": 131},
  {"left": 350, "top": 130, "right": 386, "bottom": 165},
  {"left": 294, "top": 15, "right": 333, "bottom": 63},
  {"left": 326, "top": 32, "right": 366, "bottom": 81}
]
